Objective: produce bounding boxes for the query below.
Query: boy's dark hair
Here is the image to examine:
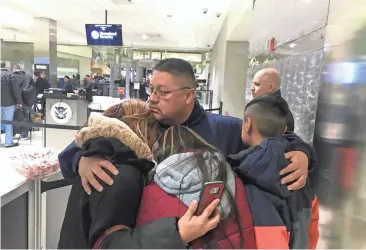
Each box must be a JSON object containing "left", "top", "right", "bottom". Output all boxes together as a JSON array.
[
  {"left": 244, "top": 96, "right": 288, "bottom": 137},
  {"left": 154, "top": 58, "right": 197, "bottom": 88}
]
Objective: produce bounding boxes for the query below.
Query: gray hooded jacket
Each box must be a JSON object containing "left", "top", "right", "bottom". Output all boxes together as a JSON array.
[{"left": 153, "top": 152, "right": 236, "bottom": 219}]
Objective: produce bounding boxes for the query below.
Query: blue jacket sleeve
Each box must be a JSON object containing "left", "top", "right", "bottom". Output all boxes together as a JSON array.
[
  {"left": 58, "top": 141, "right": 83, "bottom": 179},
  {"left": 283, "top": 132, "right": 317, "bottom": 172}
]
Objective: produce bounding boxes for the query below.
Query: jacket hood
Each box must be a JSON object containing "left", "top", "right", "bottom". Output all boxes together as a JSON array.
[
  {"left": 228, "top": 138, "right": 292, "bottom": 199},
  {"left": 153, "top": 152, "right": 235, "bottom": 219},
  {"left": 159, "top": 99, "right": 206, "bottom": 131},
  {"left": 75, "top": 115, "right": 152, "bottom": 160}
]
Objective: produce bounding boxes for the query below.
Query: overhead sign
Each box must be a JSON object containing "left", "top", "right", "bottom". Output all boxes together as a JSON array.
[
  {"left": 85, "top": 24, "right": 123, "bottom": 46},
  {"left": 50, "top": 102, "right": 73, "bottom": 124}
]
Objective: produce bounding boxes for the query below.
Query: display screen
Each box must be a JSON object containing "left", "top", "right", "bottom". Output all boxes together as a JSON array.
[{"left": 85, "top": 24, "right": 123, "bottom": 46}]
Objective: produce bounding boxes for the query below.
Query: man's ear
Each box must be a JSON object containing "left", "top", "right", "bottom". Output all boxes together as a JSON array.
[
  {"left": 268, "top": 82, "right": 274, "bottom": 92},
  {"left": 185, "top": 89, "right": 196, "bottom": 104},
  {"left": 245, "top": 117, "right": 252, "bottom": 132},
  {"left": 283, "top": 126, "right": 287, "bottom": 134}
]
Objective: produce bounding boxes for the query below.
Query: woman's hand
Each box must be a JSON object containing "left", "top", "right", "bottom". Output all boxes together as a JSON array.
[{"left": 178, "top": 199, "right": 221, "bottom": 243}]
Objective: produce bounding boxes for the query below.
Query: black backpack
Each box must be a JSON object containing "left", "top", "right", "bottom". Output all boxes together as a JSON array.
[{"left": 22, "top": 74, "right": 37, "bottom": 106}]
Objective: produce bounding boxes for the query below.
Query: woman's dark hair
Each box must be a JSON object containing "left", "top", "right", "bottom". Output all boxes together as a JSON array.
[{"left": 152, "top": 125, "right": 243, "bottom": 248}]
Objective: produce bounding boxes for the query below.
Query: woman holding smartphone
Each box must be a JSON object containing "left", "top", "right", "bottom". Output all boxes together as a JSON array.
[
  {"left": 58, "top": 100, "right": 221, "bottom": 249},
  {"left": 135, "top": 125, "right": 257, "bottom": 249}
]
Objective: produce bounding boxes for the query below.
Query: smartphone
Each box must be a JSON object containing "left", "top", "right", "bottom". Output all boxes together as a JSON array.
[{"left": 196, "top": 181, "right": 224, "bottom": 216}]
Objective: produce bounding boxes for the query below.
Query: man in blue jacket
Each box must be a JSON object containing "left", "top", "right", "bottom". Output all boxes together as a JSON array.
[{"left": 59, "top": 58, "right": 314, "bottom": 194}]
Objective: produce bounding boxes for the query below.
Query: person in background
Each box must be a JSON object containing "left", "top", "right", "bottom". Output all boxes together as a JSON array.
[
  {"left": 0, "top": 61, "right": 22, "bottom": 148},
  {"left": 58, "top": 58, "right": 314, "bottom": 198},
  {"left": 139, "top": 78, "right": 147, "bottom": 101},
  {"left": 71, "top": 74, "right": 79, "bottom": 87},
  {"left": 84, "top": 75, "right": 93, "bottom": 102},
  {"left": 11, "top": 63, "right": 32, "bottom": 140},
  {"left": 228, "top": 96, "right": 319, "bottom": 249},
  {"left": 251, "top": 68, "right": 295, "bottom": 132},
  {"left": 64, "top": 76, "right": 75, "bottom": 94},
  {"left": 58, "top": 100, "right": 220, "bottom": 249},
  {"left": 34, "top": 71, "right": 50, "bottom": 94}
]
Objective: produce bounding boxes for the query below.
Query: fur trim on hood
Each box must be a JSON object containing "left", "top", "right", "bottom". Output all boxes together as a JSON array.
[{"left": 75, "top": 115, "right": 152, "bottom": 160}]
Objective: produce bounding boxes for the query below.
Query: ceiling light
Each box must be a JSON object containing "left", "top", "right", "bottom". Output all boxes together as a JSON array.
[
  {"left": 289, "top": 43, "right": 297, "bottom": 48},
  {"left": 142, "top": 34, "right": 148, "bottom": 40}
]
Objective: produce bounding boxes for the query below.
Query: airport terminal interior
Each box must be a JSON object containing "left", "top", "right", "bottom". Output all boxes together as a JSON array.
[{"left": 1, "top": 0, "right": 366, "bottom": 248}]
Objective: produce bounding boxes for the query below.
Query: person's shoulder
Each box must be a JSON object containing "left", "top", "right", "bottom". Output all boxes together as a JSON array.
[
  {"left": 206, "top": 112, "right": 242, "bottom": 126},
  {"left": 113, "top": 163, "right": 146, "bottom": 182},
  {"left": 99, "top": 163, "right": 147, "bottom": 197}
]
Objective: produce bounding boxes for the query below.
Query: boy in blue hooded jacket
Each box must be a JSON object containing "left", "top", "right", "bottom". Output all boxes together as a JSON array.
[{"left": 228, "top": 96, "right": 319, "bottom": 249}]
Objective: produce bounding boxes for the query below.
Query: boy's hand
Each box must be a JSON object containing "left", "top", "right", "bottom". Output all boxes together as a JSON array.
[{"left": 280, "top": 151, "right": 308, "bottom": 190}]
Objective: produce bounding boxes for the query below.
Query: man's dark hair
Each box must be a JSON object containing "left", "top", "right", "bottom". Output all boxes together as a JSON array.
[
  {"left": 154, "top": 58, "right": 197, "bottom": 88},
  {"left": 244, "top": 96, "right": 288, "bottom": 137},
  {"left": 1, "top": 61, "right": 6, "bottom": 68},
  {"left": 64, "top": 75, "right": 70, "bottom": 80}
]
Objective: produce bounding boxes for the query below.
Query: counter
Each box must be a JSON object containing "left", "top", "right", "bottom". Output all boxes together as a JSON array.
[
  {"left": 0, "top": 160, "right": 71, "bottom": 249},
  {"left": 0, "top": 155, "right": 37, "bottom": 249},
  {"left": 0, "top": 162, "right": 29, "bottom": 206}
]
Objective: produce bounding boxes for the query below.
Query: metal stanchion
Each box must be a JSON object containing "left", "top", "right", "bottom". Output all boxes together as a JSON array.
[
  {"left": 42, "top": 120, "right": 46, "bottom": 148},
  {"left": 28, "top": 179, "right": 42, "bottom": 249},
  {"left": 28, "top": 182, "right": 35, "bottom": 249},
  {"left": 35, "top": 180, "right": 42, "bottom": 249}
]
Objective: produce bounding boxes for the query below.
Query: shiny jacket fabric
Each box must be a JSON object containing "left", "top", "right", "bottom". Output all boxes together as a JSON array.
[
  {"left": 1, "top": 68, "right": 22, "bottom": 106},
  {"left": 228, "top": 136, "right": 319, "bottom": 249}
]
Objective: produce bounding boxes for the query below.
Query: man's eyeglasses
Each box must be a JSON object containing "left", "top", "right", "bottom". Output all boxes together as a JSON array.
[{"left": 147, "top": 85, "right": 191, "bottom": 97}]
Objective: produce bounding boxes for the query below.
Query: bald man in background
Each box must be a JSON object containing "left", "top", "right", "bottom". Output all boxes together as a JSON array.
[{"left": 251, "top": 68, "right": 295, "bottom": 132}]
